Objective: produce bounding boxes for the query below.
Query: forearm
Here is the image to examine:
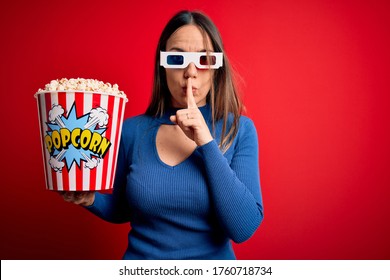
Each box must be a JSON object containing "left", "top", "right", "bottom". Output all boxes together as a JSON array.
[
  {"left": 198, "top": 138, "right": 263, "bottom": 243},
  {"left": 85, "top": 192, "right": 130, "bottom": 224}
]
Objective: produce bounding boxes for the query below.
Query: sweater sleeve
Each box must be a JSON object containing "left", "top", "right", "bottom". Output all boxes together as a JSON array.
[
  {"left": 197, "top": 117, "right": 264, "bottom": 243},
  {"left": 84, "top": 134, "right": 131, "bottom": 224}
]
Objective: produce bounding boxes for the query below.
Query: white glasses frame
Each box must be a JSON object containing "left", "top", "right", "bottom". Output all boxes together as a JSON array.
[{"left": 160, "top": 51, "right": 223, "bottom": 69}]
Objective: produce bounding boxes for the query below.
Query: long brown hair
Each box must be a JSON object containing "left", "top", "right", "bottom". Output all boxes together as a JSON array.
[{"left": 145, "top": 10, "right": 243, "bottom": 152}]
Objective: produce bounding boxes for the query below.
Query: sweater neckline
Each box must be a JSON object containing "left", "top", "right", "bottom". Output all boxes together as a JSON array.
[{"left": 155, "top": 103, "right": 212, "bottom": 125}]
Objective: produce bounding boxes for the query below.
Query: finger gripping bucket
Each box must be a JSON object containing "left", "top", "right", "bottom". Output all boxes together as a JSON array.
[{"left": 35, "top": 91, "right": 127, "bottom": 191}]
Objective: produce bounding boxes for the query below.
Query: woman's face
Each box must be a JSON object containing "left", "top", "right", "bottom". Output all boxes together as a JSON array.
[{"left": 165, "top": 24, "right": 214, "bottom": 108}]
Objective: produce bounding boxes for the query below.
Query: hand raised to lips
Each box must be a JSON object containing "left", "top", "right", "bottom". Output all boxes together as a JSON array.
[{"left": 170, "top": 78, "right": 213, "bottom": 146}]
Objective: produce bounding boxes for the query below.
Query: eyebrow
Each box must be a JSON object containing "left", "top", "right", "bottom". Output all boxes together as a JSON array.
[{"left": 167, "top": 47, "right": 209, "bottom": 52}]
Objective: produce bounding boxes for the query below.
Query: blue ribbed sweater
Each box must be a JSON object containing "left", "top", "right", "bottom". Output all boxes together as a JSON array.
[{"left": 86, "top": 104, "right": 263, "bottom": 259}]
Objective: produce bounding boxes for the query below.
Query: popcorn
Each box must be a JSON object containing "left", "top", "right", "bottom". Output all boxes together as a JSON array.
[{"left": 37, "top": 78, "right": 126, "bottom": 96}]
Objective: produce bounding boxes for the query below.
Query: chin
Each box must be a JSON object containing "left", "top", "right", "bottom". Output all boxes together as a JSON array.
[{"left": 170, "top": 99, "right": 186, "bottom": 108}]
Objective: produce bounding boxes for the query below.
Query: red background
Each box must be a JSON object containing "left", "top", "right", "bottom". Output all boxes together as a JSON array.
[{"left": 1, "top": 0, "right": 389, "bottom": 259}]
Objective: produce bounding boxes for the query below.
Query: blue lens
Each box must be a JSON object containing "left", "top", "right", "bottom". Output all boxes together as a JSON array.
[{"left": 167, "top": 55, "right": 184, "bottom": 65}]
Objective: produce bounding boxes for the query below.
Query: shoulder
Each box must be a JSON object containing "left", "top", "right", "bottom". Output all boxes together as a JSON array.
[
  {"left": 219, "top": 114, "right": 259, "bottom": 160},
  {"left": 119, "top": 114, "right": 156, "bottom": 158},
  {"left": 122, "top": 114, "right": 153, "bottom": 130},
  {"left": 237, "top": 115, "right": 258, "bottom": 136},
  {"left": 234, "top": 115, "right": 259, "bottom": 149},
  {"left": 124, "top": 114, "right": 153, "bottom": 125},
  {"left": 120, "top": 114, "right": 155, "bottom": 141},
  {"left": 213, "top": 114, "right": 258, "bottom": 143},
  {"left": 239, "top": 115, "right": 256, "bottom": 129}
]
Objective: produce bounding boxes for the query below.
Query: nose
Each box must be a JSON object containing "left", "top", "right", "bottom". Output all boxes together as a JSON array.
[{"left": 184, "top": 62, "right": 198, "bottom": 79}]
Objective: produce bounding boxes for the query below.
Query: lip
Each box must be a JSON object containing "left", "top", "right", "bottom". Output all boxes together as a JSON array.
[{"left": 182, "top": 86, "right": 198, "bottom": 93}]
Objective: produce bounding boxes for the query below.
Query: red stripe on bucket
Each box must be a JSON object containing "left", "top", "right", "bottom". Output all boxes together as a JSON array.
[
  {"left": 58, "top": 92, "right": 69, "bottom": 191},
  {"left": 45, "top": 93, "right": 58, "bottom": 191},
  {"left": 38, "top": 94, "right": 50, "bottom": 190},
  {"left": 101, "top": 95, "right": 115, "bottom": 189},
  {"left": 88, "top": 93, "right": 101, "bottom": 191},
  {"left": 75, "top": 92, "right": 84, "bottom": 191},
  {"left": 110, "top": 96, "right": 125, "bottom": 189}
]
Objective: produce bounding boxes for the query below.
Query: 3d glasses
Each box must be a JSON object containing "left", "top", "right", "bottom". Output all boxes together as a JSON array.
[{"left": 160, "top": 51, "right": 223, "bottom": 69}]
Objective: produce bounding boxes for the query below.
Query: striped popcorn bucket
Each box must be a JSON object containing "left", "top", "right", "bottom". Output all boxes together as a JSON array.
[{"left": 35, "top": 91, "right": 127, "bottom": 191}]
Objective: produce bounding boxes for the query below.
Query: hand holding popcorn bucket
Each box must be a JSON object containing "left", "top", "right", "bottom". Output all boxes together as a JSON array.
[{"left": 34, "top": 78, "right": 127, "bottom": 191}]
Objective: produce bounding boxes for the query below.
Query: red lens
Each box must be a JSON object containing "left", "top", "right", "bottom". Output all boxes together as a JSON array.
[{"left": 200, "top": 55, "right": 216, "bottom": 66}]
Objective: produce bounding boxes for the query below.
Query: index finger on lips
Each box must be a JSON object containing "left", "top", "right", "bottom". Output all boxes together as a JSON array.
[{"left": 186, "top": 78, "right": 197, "bottom": 109}]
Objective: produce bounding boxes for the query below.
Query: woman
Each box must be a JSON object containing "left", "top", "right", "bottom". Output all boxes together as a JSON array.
[{"left": 62, "top": 10, "right": 264, "bottom": 260}]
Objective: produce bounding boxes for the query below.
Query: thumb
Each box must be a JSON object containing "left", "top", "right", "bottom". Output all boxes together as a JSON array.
[{"left": 170, "top": 115, "right": 177, "bottom": 124}]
